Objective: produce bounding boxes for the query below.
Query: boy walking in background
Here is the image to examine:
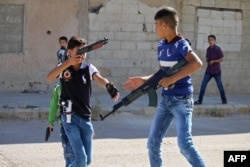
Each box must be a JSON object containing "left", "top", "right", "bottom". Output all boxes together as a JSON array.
[{"left": 194, "top": 34, "right": 227, "bottom": 105}]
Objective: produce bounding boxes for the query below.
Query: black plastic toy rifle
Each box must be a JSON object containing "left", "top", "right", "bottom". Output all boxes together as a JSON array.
[
  {"left": 99, "top": 59, "right": 188, "bottom": 120},
  {"left": 77, "top": 37, "right": 108, "bottom": 55},
  {"left": 45, "top": 127, "right": 53, "bottom": 142}
]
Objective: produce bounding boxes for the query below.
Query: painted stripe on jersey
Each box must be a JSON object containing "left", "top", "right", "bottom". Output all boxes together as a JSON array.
[{"left": 159, "top": 60, "right": 178, "bottom": 67}]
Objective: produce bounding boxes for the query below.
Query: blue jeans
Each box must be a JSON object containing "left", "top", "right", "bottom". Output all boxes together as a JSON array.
[
  {"left": 198, "top": 72, "right": 227, "bottom": 103},
  {"left": 147, "top": 95, "right": 206, "bottom": 167},
  {"left": 61, "top": 113, "right": 94, "bottom": 167},
  {"left": 60, "top": 125, "right": 75, "bottom": 167}
]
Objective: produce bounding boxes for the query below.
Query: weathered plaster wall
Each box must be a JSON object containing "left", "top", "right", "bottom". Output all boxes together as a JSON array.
[{"left": 0, "top": 0, "right": 81, "bottom": 92}]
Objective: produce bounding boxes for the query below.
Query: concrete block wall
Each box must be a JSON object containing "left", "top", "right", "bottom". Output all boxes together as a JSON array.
[
  {"left": 181, "top": 0, "right": 250, "bottom": 95},
  {"left": 88, "top": 0, "right": 250, "bottom": 95},
  {"left": 196, "top": 8, "right": 242, "bottom": 52},
  {"left": 87, "top": 0, "right": 160, "bottom": 91},
  {"left": 0, "top": 0, "right": 250, "bottom": 95},
  {"left": 0, "top": 0, "right": 81, "bottom": 92}
]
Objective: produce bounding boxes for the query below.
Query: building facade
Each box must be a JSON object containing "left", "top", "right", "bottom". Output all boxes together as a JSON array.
[{"left": 0, "top": 0, "right": 249, "bottom": 94}]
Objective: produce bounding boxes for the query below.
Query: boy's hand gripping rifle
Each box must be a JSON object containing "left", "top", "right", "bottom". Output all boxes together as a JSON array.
[
  {"left": 99, "top": 59, "right": 188, "bottom": 121},
  {"left": 77, "top": 37, "right": 108, "bottom": 55}
]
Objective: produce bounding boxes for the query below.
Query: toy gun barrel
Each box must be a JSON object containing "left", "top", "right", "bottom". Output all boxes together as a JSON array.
[{"left": 77, "top": 37, "right": 108, "bottom": 55}]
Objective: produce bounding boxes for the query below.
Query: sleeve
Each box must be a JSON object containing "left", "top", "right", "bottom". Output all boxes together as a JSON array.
[
  {"left": 48, "top": 85, "right": 61, "bottom": 125},
  {"left": 179, "top": 40, "right": 192, "bottom": 58},
  {"left": 157, "top": 40, "right": 163, "bottom": 61},
  {"left": 217, "top": 46, "right": 224, "bottom": 58},
  {"left": 56, "top": 50, "right": 60, "bottom": 62},
  {"left": 89, "top": 64, "right": 100, "bottom": 80},
  {"left": 206, "top": 48, "right": 209, "bottom": 59}
]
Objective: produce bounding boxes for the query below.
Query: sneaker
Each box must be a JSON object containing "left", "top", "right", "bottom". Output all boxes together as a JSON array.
[{"left": 194, "top": 100, "right": 202, "bottom": 105}]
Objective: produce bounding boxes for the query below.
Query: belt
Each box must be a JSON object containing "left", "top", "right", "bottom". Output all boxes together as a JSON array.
[{"left": 174, "top": 94, "right": 193, "bottom": 99}]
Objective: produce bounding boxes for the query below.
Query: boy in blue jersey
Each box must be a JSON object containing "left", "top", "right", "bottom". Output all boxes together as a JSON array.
[{"left": 123, "top": 7, "right": 206, "bottom": 167}]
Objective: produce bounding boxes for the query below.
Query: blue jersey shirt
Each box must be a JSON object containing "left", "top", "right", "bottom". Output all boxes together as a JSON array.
[{"left": 157, "top": 36, "right": 193, "bottom": 96}]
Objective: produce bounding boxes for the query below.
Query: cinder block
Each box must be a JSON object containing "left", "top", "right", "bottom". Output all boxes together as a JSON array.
[
  {"left": 211, "top": 10, "right": 222, "bottom": 19},
  {"left": 211, "top": 27, "right": 224, "bottom": 34},
  {"left": 224, "top": 27, "right": 236, "bottom": 35},
  {"left": 223, "top": 11, "right": 235, "bottom": 20},
  {"left": 211, "top": 19, "right": 223, "bottom": 27},
  {"left": 197, "top": 8, "right": 211, "bottom": 17},
  {"left": 223, "top": 19, "right": 236, "bottom": 27},
  {"left": 182, "top": 23, "right": 195, "bottom": 32},
  {"left": 197, "top": 25, "right": 212, "bottom": 33},
  {"left": 122, "top": 14, "right": 144, "bottom": 23},
  {"left": 104, "top": 59, "right": 121, "bottom": 67},
  {"left": 121, "top": 23, "right": 142, "bottom": 32},
  {"left": 115, "top": 32, "right": 131, "bottom": 41},
  {"left": 105, "top": 40, "right": 121, "bottom": 50},
  {"left": 235, "top": 12, "right": 242, "bottom": 20},
  {"left": 197, "top": 18, "right": 211, "bottom": 26},
  {"left": 113, "top": 50, "right": 129, "bottom": 59},
  {"left": 128, "top": 32, "right": 147, "bottom": 41},
  {"left": 182, "top": 6, "right": 196, "bottom": 15},
  {"left": 105, "top": 22, "right": 122, "bottom": 31},
  {"left": 136, "top": 42, "right": 152, "bottom": 50},
  {"left": 121, "top": 41, "right": 136, "bottom": 50},
  {"left": 122, "top": 4, "right": 138, "bottom": 14},
  {"left": 89, "top": 21, "right": 105, "bottom": 31},
  {"left": 230, "top": 35, "right": 242, "bottom": 43}
]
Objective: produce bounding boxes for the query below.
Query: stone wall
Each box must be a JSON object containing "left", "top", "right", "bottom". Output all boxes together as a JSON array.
[
  {"left": 0, "top": 0, "right": 250, "bottom": 95},
  {"left": 180, "top": 0, "right": 250, "bottom": 94}
]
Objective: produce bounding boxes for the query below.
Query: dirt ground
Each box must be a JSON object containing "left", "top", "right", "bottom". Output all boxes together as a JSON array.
[{"left": 1, "top": 113, "right": 250, "bottom": 167}]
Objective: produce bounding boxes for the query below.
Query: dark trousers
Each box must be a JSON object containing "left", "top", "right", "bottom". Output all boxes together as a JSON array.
[{"left": 198, "top": 72, "right": 227, "bottom": 103}]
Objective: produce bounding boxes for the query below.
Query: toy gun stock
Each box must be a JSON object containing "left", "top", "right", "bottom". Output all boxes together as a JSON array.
[
  {"left": 77, "top": 37, "right": 108, "bottom": 55},
  {"left": 99, "top": 59, "right": 188, "bottom": 120}
]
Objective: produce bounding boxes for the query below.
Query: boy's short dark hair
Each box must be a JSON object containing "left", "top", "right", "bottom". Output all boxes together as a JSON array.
[
  {"left": 59, "top": 36, "right": 68, "bottom": 42},
  {"left": 154, "top": 7, "right": 179, "bottom": 29},
  {"left": 67, "top": 36, "right": 86, "bottom": 50},
  {"left": 208, "top": 34, "right": 216, "bottom": 40}
]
